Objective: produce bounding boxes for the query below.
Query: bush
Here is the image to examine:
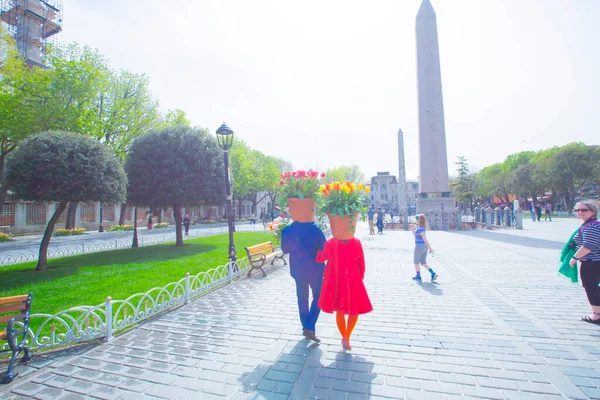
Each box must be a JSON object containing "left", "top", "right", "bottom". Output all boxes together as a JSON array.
[
  {"left": 55, "top": 228, "right": 86, "bottom": 236},
  {"left": 109, "top": 224, "right": 134, "bottom": 232},
  {"left": 154, "top": 222, "right": 169, "bottom": 229},
  {"left": 0, "top": 232, "right": 13, "bottom": 242}
]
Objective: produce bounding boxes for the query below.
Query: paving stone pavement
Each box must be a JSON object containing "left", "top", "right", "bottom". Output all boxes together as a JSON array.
[{"left": 2, "top": 218, "right": 599, "bottom": 399}]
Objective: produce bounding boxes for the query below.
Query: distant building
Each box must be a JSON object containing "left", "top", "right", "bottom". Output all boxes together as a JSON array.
[
  {"left": 368, "top": 172, "right": 420, "bottom": 214},
  {"left": 1, "top": 0, "right": 63, "bottom": 67}
]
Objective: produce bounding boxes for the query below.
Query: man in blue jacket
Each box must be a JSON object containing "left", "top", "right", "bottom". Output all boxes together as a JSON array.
[{"left": 281, "top": 221, "right": 326, "bottom": 342}]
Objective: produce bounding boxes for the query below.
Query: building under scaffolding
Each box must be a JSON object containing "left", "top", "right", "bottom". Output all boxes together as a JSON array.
[{"left": 0, "top": 0, "right": 62, "bottom": 67}]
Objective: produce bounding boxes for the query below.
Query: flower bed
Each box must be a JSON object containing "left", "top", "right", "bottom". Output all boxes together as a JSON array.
[
  {"left": 0, "top": 232, "right": 13, "bottom": 241},
  {"left": 55, "top": 228, "right": 86, "bottom": 236},
  {"left": 108, "top": 224, "right": 134, "bottom": 232}
]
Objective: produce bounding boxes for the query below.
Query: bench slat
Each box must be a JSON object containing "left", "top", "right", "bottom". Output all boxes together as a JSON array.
[
  {"left": 0, "top": 315, "right": 16, "bottom": 324},
  {"left": 0, "top": 295, "right": 28, "bottom": 305},
  {"left": 247, "top": 243, "right": 273, "bottom": 251},
  {"left": 0, "top": 303, "right": 27, "bottom": 314}
]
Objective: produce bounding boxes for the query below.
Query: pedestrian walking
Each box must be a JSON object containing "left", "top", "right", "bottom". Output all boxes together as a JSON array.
[
  {"left": 317, "top": 237, "right": 373, "bottom": 351},
  {"left": 281, "top": 221, "right": 327, "bottom": 342},
  {"left": 409, "top": 214, "right": 438, "bottom": 282},
  {"left": 535, "top": 203, "right": 543, "bottom": 221},
  {"left": 147, "top": 214, "right": 153, "bottom": 230},
  {"left": 544, "top": 203, "right": 552, "bottom": 221},
  {"left": 182, "top": 214, "right": 191, "bottom": 235},
  {"left": 367, "top": 206, "right": 375, "bottom": 234},
  {"left": 530, "top": 202, "right": 537, "bottom": 222},
  {"left": 569, "top": 200, "right": 600, "bottom": 324},
  {"left": 376, "top": 208, "right": 384, "bottom": 234}
]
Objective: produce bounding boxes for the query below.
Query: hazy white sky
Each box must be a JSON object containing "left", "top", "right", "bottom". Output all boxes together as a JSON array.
[{"left": 61, "top": 0, "right": 600, "bottom": 181}]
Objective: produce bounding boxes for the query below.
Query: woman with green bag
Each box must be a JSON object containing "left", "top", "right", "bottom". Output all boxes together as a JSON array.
[{"left": 568, "top": 200, "right": 600, "bottom": 324}]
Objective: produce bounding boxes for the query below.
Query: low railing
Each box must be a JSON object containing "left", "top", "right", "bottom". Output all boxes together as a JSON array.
[
  {"left": 0, "top": 256, "right": 268, "bottom": 352},
  {"left": 0, "top": 224, "right": 268, "bottom": 267}
]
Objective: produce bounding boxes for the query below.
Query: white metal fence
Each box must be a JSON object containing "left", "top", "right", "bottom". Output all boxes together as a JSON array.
[
  {"left": 1, "top": 256, "right": 275, "bottom": 353},
  {"left": 0, "top": 224, "right": 271, "bottom": 267}
]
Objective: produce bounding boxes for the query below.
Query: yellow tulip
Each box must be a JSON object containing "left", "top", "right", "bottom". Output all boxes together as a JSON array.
[
  {"left": 358, "top": 183, "right": 364, "bottom": 191},
  {"left": 365, "top": 186, "right": 371, "bottom": 193},
  {"left": 319, "top": 184, "right": 326, "bottom": 193}
]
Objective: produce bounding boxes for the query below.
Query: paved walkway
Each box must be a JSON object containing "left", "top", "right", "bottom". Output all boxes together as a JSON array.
[
  {"left": 2, "top": 219, "right": 600, "bottom": 399},
  {"left": 0, "top": 222, "right": 265, "bottom": 264}
]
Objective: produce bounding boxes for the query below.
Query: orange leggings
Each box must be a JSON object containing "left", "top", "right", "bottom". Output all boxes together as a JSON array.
[{"left": 336, "top": 312, "right": 358, "bottom": 340}]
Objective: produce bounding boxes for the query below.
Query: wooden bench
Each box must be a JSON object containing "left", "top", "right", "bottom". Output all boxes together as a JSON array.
[
  {"left": 1, "top": 293, "right": 33, "bottom": 384},
  {"left": 245, "top": 241, "right": 287, "bottom": 277}
]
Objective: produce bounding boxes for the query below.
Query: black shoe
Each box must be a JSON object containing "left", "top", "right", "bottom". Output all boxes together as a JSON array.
[{"left": 302, "top": 329, "right": 321, "bottom": 342}]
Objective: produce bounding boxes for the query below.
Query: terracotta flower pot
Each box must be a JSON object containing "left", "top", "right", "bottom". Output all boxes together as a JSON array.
[
  {"left": 287, "top": 198, "right": 317, "bottom": 222},
  {"left": 327, "top": 213, "right": 358, "bottom": 240}
]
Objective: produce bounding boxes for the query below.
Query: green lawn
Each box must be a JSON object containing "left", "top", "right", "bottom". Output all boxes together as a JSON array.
[{"left": 0, "top": 232, "right": 274, "bottom": 317}]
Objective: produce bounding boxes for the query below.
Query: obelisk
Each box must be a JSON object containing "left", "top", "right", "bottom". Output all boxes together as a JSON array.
[
  {"left": 397, "top": 129, "right": 409, "bottom": 213},
  {"left": 415, "top": 0, "right": 455, "bottom": 214}
]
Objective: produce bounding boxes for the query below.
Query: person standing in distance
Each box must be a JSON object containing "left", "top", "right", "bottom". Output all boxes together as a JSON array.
[{"left": 367, "top": 206, "right": 375, "bottom": 235}]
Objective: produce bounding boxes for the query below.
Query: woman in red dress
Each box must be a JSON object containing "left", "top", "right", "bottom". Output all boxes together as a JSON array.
[{"left": 317, "top": 237, "right": 373, "bottom": 350}]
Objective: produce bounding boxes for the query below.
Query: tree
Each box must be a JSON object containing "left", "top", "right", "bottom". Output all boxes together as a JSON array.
[
  {"left": 449, "top": 156, "right": 475, "bottom": 208},
  {"left": 90, "top": 68, "right": 159, "bottom": 158},
  {"left": 323, "top": 165, "right": 365, "bottom": 183},
  {"left": 154, "top": 109, "right": 191, "bottom": 129},
  {"left": 126, "top": 126, "right": 225, "bottom": 247},
  {"left": 0, "top": 27, "right": 50, "bottom": 212},
  {"left": 546, "top": 143, "right": 598, "bottom": 212},
  {"left": 4, "top": 132, "right": 127, "bottom": 271},
  {"left": 230, "top": 140, "right": 257, "bottom": 219}
]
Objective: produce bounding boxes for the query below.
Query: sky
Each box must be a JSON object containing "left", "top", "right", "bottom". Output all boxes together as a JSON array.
[{"left": 59, "top": 0, "right": 600, "bottom": 181}]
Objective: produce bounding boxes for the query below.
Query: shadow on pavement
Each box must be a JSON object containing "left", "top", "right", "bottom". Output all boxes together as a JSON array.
[
  {"left": 450, "top": 230, "right": 565, "bottom": 249},
  {"left": 417, "top": 281, "right": 443, "bottom": 296}
]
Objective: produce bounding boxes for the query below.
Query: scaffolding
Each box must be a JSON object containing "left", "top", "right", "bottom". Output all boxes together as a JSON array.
[{"left": 0, "top": 0, "right": 62, "bottom": 67}]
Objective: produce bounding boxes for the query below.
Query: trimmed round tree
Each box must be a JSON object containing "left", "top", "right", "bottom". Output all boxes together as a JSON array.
[
  {"left": 5, "top": 131, "right": 127, "bottom": 271},
  {"left": 126, "top": 126, "right": 225, "bottom": 247}
]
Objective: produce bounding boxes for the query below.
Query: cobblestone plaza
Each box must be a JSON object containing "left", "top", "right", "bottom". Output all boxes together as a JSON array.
[{"left": 1, "top": 219, "right": 599, "bottom": 399}]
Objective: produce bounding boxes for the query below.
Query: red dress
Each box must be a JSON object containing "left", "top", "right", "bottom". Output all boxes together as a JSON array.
[{"left": 317, "top": 238, "right": 373, "bottom": 315}]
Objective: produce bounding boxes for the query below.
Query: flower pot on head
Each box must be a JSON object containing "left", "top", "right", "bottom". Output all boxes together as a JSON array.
[
  {"left": 327, "top": 212, "right": 359, "bottom": 240},
  {"left": 287, "top": 198, "right": 317, "bottom": 222}
]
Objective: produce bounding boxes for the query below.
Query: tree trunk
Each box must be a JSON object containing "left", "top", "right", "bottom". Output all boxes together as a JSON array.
[
  {"left": 237, "top": 198, "right": 243, "bottom": 219},
  {"left": 65, "top": 201, "right": 78, "bottom": 230},
  {"left": 173, "top": 203, "right": 183, "bottom": 247},
  {"left": 36, "top": 201, "right": 68, "bottom": 272},
  {"left": 119, "top": 203, "right": 127, "bottom": 225},
  {"left": 566, "top": 192, "right": 576, "bottom": 215}
]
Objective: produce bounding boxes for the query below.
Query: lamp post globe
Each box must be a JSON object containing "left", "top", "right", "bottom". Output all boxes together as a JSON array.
[{"left": 216, "top": 122, "right": 237, "bottom": 263}]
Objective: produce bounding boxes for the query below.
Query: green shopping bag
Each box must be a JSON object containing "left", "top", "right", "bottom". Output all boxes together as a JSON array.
[{"left": 559, "top": 229, "right": 578, "bottom": 283}]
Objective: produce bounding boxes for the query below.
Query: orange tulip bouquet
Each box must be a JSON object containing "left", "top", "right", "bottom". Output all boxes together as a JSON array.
[{"left": 319, "top": 181, "right": 370, "bottom": 239}]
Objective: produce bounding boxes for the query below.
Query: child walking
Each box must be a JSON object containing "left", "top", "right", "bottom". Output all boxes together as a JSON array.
[
  {"left": 410, "top": 214, "right": 438, "bottom": 282},
  {"left": 317, "top": 238, "right": 373, "bottom": 350}
]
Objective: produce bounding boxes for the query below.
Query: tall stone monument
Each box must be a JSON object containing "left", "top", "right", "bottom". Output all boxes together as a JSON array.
[
  {"left": 397, "top": 129, "right": 409, "bottom": 213},
  {"left": 415, "top": 0, "right": 455, "bottom": 213}
]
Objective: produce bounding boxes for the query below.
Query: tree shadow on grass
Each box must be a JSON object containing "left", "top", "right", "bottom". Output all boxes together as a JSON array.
[{"left": 450, "top": 230, "right": 564, "bottom": 250}]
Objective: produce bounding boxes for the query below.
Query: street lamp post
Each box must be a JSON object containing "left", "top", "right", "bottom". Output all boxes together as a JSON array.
[
  {"left": 216, "top": 123, "right": 237, "bottom": 263},
  {"left": 132, "top": 206, "right": 139, "bottom": 248},
  {"left": 99, "top": 202, "right": 104, "bottom": 232}
]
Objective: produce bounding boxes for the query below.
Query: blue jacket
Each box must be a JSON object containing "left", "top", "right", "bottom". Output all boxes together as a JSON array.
[{"left": 281, "top": 222, "right": 326, "bottom": 281}]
